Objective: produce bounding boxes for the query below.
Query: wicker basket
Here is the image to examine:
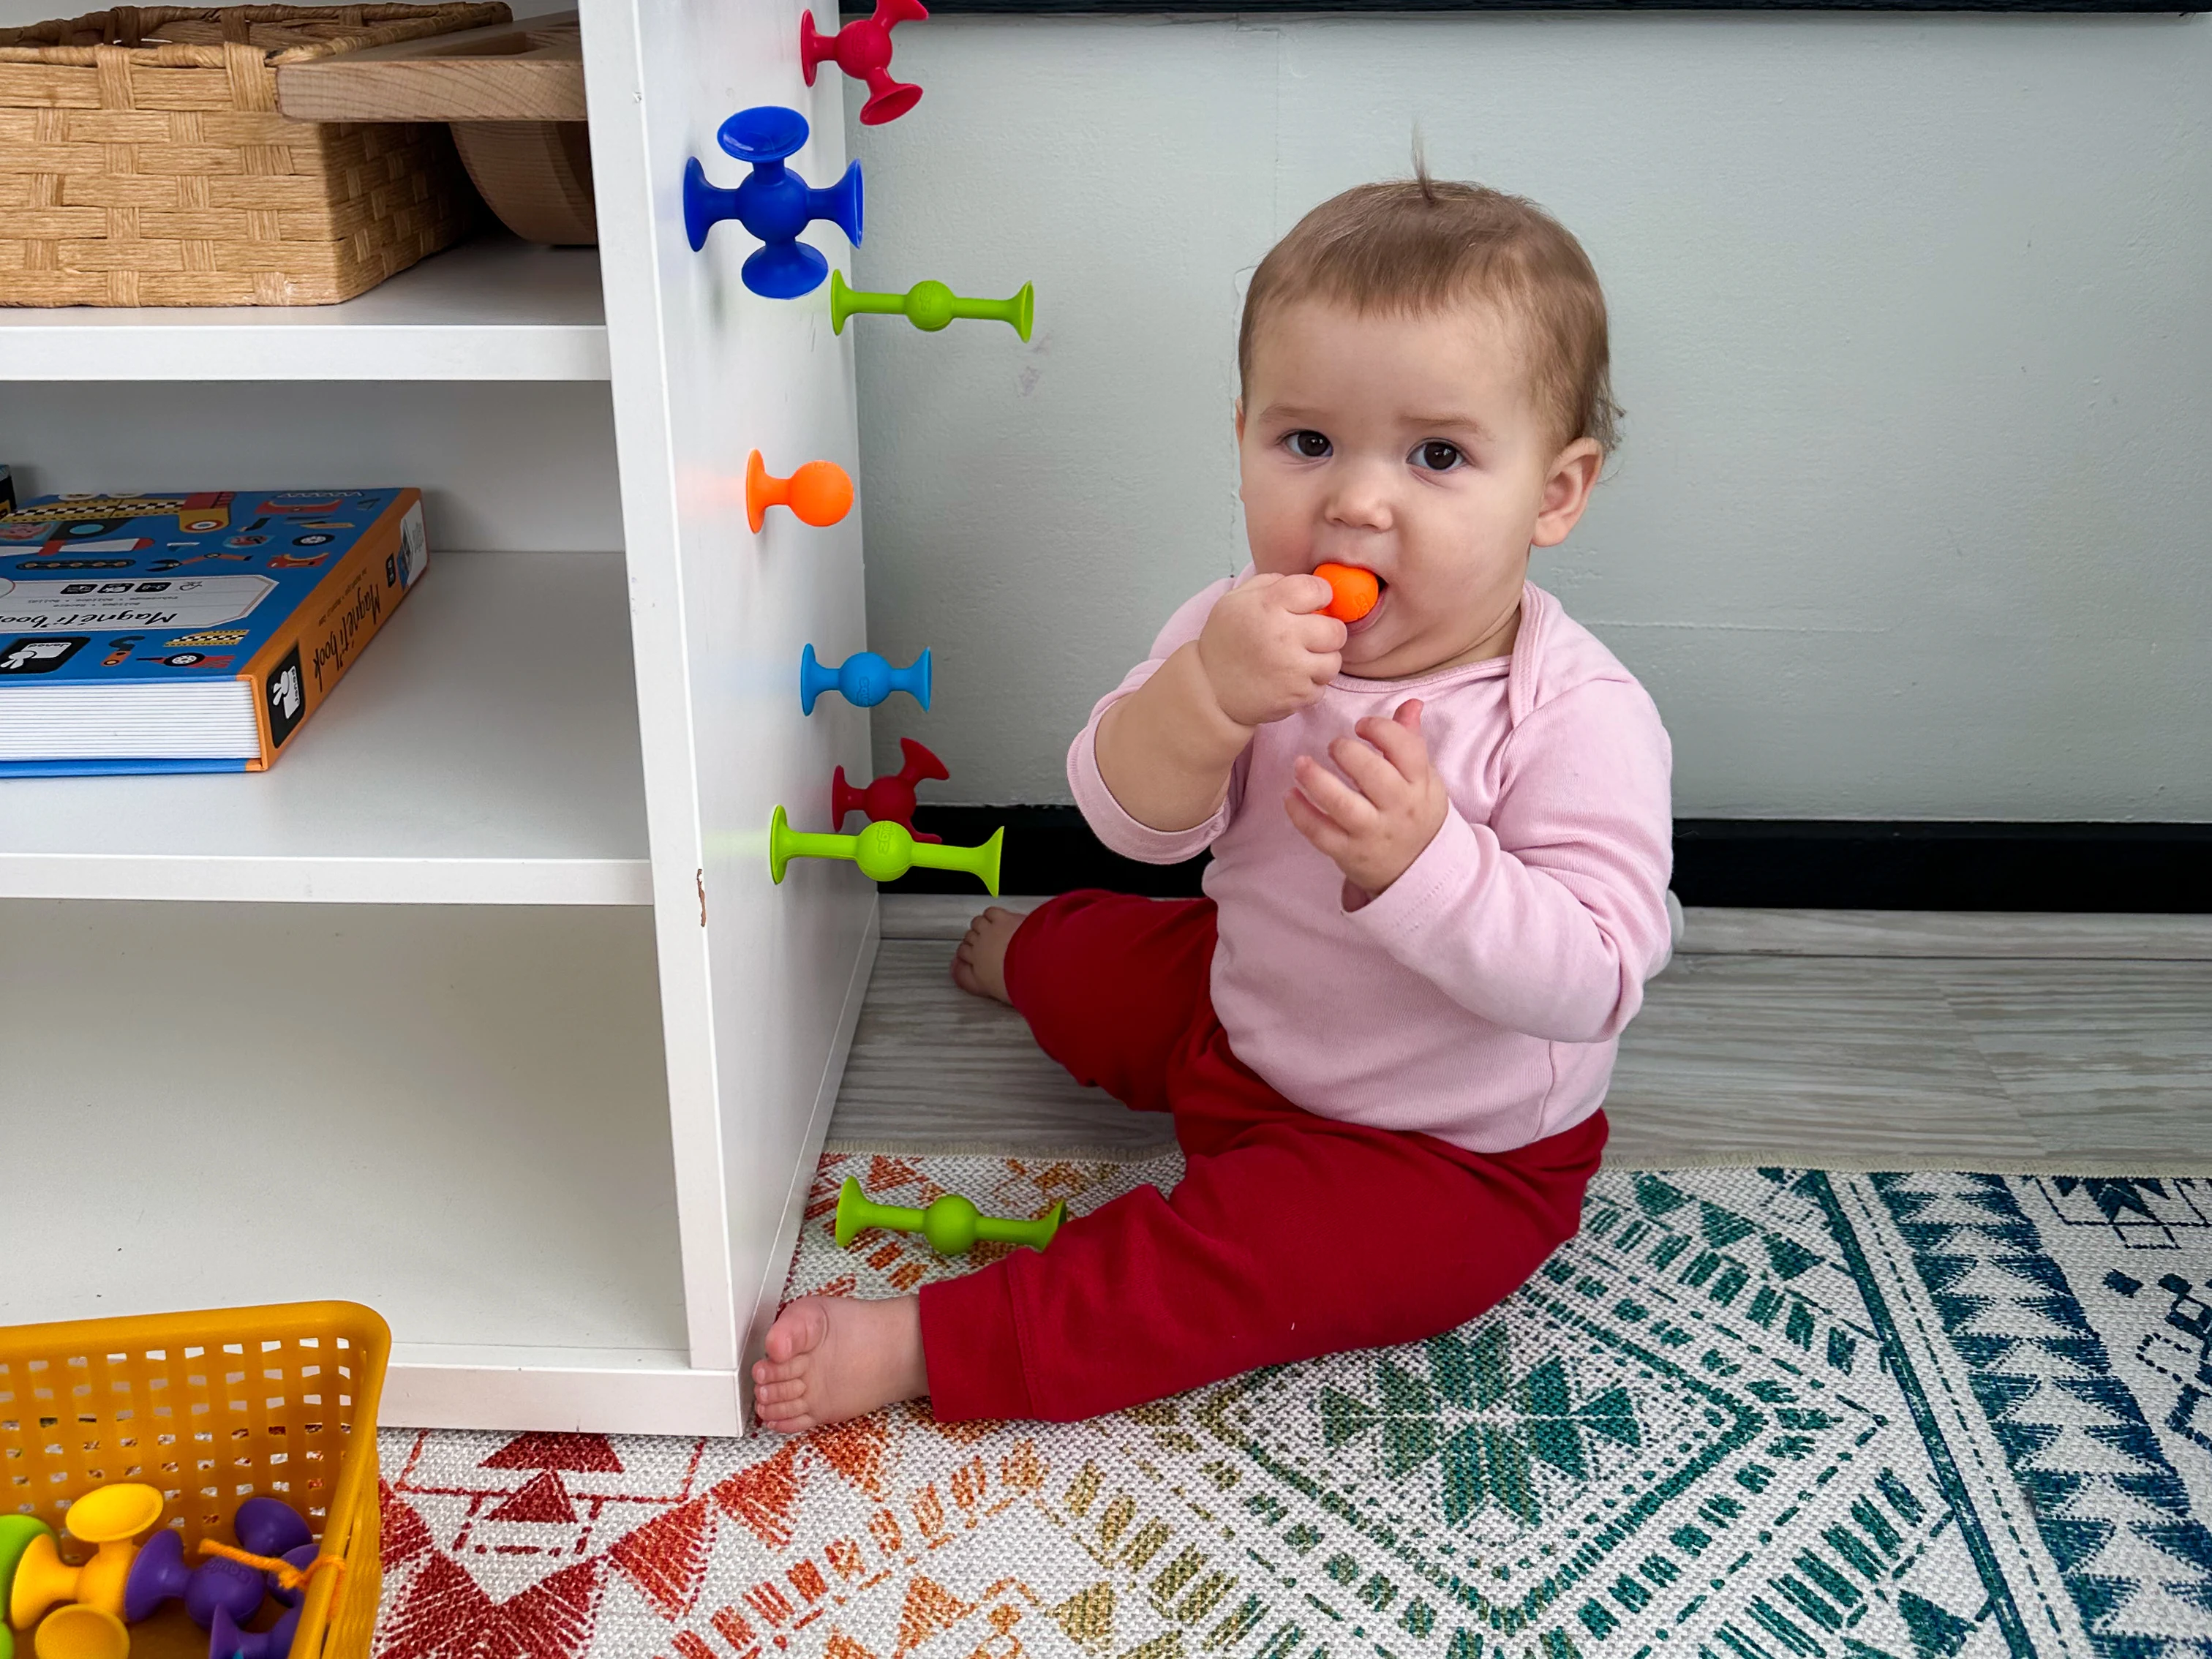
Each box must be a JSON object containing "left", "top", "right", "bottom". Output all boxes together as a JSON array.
[{"left": 0, "top": 4, "right": 507, "bottom": 306}]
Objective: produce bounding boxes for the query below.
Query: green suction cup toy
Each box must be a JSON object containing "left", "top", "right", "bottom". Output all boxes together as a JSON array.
[
  {"left": 830, "top": 271, "right": 1034, "bottom": 342},
  {"left": 770, "top": 804, "right": 1002, "bottom": 893},
  {"left": 834, "top": 1175, "right": 1064, "bottom": 1256}
]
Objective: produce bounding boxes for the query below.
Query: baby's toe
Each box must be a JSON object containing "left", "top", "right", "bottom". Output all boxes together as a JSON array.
[{"left": 764, "top": 1299, "right": 831, "bottom": 1363}]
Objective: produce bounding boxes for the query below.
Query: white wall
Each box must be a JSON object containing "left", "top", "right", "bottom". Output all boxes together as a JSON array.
[{"left": 846, "top": 12, "right": 2212, "bottom": 819}]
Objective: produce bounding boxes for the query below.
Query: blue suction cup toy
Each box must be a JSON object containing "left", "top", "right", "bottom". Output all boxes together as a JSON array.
[
  {"left": 800, "top": 644, "right": 931, "bottom": 714},
  {"left": 682, "top": 106, "right": 862, "bottom": 299}
]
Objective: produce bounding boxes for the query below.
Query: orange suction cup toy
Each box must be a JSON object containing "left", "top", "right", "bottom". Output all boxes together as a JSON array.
[
  {"left": 746, "top": 451, "right": 854, "bottom": 535},
  {"left": 1313, "top": 562, "right": 1379, "bottom": 623}
]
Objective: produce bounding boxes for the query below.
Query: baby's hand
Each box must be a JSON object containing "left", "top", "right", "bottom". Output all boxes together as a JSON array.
[
  {"left": 1285, "top": 699, "right": 1449, "bottom": 907},
  {"left": 1196, "top": 572, "right": 1345, "bottom": 729}
]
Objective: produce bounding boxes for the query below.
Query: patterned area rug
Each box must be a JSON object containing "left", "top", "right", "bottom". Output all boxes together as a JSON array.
[{"left": 373, "top": 1154, "right": 2212, "bottom": 1659}]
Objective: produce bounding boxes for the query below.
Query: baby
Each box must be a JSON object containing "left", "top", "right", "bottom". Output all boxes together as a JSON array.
[{"left": 754, "top": 170, "right": 1674, "bottom": 1430}]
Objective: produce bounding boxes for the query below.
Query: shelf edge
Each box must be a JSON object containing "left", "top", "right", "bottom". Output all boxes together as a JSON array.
[{"left": 0, "top": 855, "right": 654, "bottom": 906}]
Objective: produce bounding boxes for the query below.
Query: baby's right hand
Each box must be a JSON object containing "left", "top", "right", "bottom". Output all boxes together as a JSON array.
[{"left": 1195, "top": 572, "right": 1347, "bottom": 729}]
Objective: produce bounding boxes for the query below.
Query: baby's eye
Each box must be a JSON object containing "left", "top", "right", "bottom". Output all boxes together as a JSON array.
[
  {"left": 1411, "top": 440, "right": 1464, "bottom": 473},
  {"left": 1282, "top": 431, "right": 1332, "bottom": 459}
]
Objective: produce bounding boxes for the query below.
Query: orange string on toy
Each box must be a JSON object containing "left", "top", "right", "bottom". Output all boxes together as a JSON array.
[{"left": 195, "top": 1538, "right": 347, "bottom": 1598}]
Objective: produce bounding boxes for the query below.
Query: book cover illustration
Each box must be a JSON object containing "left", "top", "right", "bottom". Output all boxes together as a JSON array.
[{"left": 0, "top": 488, "right": 426, "bottom": 774}]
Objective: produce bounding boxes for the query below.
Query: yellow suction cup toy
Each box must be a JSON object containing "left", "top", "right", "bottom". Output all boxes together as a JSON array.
[
  {"left": 33, "top": 1609, "right": 127, "bottom": 1659},
  {"left": 0, "top": 1516, "right": 59, "bottom": 1659},
  {"left": 11, "top": 1484, "right": 162, "bottom": 1659}
]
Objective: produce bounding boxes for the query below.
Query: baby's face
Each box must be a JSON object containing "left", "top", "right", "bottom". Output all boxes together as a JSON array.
[{"left": 1237, "top": 296, "right": 1598, "bottom": 679}]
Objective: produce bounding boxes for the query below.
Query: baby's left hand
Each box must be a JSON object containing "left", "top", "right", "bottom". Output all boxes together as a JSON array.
[{"left": 1285, "top": 699, "right": 1449, "bottom": 908}]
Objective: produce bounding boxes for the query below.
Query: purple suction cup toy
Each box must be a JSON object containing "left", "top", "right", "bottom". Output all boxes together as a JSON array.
[
  {"left": 233, "top": 1499, "right": 311, "bottom": 1560},
  {"left": 124, "top": 1529, "right": 267, "bottom": 1630},
  {"left": 209, "top": 1603, "right": 301, "bottom": 1659},
  {"left": 267, "top": 1545, "right": 319, "bottom": 1611}
]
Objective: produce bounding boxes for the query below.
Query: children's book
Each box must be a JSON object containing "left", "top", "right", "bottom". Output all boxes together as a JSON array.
[{"left": 0, "top": 488, "right": 426, "bottom": 775}]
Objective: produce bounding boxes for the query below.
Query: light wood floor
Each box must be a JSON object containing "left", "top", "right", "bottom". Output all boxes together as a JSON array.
[{"left": 824, "top": 898, "right": 2212, "bottom": 1174}]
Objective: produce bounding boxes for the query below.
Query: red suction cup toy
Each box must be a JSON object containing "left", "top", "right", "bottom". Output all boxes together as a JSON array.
[
  {"left": 800, "top": 0, "right": 928, "bottom": 126},
  {"left": 832, "top": 737, "right": 949, "bottom": 841}
]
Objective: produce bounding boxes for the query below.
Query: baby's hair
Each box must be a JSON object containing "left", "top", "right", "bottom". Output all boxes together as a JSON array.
[{"left": 1239, "top": 159, "right": 1622, "bottom": 462}]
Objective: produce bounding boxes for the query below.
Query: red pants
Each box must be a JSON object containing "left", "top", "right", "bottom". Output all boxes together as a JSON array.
[{"left": 917, "top": 891, "right": 1607, "bottom": 1422}]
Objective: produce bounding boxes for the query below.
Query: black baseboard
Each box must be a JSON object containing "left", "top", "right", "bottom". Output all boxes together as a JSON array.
[{"left": 887, "top": 808, "right": 2212, "bottom": 912}]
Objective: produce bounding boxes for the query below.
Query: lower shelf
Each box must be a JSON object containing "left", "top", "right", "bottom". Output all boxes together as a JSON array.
[{"left": 0, "top": 898, "right": 722, "bottom": 1432}]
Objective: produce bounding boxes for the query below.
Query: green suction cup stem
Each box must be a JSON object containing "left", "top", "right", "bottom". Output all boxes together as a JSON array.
[
  {"left": 852, "top": 819, "right": 919, "bottom": 882},
  {"left": 976, "top": 825, "right": 1004, "bottom": 896},
  {"left": 973, "top": 1198, "right": 1064, "bottom": 1252},
  {"left": 919, "top": 1193, "right": 981, "bottom": 1254},
  {"left": 769, "top": 804, "right": 793, "bottom": 884},
  {"left": 835, "top": 1180, "right": 925, "bottom": 1248},
  {"left": 903, "top": 279, "right": 956, "bottom": 331}
]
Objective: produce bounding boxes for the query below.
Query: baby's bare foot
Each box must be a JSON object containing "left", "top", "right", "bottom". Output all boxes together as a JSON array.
[
  {"left": 951, "top": 906, "right": 1025, "bottom": 1006},
  {"left": 752, "top": 1295, "right": 928, "bottom": 1434}
]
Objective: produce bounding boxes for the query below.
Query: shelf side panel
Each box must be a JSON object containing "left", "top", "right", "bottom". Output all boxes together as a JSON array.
[{"left": 583, "top": 0, "right": 877, "bottom": 1394}]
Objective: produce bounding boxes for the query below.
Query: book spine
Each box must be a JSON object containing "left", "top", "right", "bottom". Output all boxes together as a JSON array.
[{"left": 236, "top": 490, "right": 429, "bottom": 770}]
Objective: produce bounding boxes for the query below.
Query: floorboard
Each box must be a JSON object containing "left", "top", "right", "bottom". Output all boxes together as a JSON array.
[{"left": 827, "top": 899, "right": 2212, "bottom": 1173}]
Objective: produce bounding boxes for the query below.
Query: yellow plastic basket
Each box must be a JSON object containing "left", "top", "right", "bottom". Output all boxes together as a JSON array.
[{"left": 0, "top": 1301, "right": 390, "bottom": 1659}]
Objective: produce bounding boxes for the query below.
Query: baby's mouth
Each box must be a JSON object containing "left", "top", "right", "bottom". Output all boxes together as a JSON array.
[{"left": 1344, "top": 579, "right": 1388, "bottom": 637}]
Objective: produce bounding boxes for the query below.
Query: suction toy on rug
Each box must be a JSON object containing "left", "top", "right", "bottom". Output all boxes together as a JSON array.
[
  {"left": 834, "top": 1175, "right": 1063, "bottom": 1256},
  {"left": 829, "top": 271, "right": 1033, "bottom": 341},
  {"left": 832, "top": 737, "right": 949, "bottom": 839},
  {"left": 768, "top": 805, "right": 1003, "bottom": 894},
  {"left": 1313, "top": 562, "right": 1378, "bottom": 622},
  {"left": 800, "top": 0, "right": 927, "bottom": 126},
  {"left": 682, "top": 106, "right": 862, "bottom": 298},
  {"left": 10, "top": 1483, "right": 162, "bottom": 1659},
  {"left": 800, "top": 644, "right": 930, "bottom": 713},
  {"left": 745, "top": 451, "right": 853, "bottom": 534}
]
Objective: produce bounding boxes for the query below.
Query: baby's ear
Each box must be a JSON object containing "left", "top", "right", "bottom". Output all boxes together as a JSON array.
[{"left": 1233, "top": 399, "right": 1246, "bottom": 444}]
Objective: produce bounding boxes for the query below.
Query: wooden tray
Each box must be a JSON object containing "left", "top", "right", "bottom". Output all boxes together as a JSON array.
[{"left": 275, "top": 10, "right": 592, "bottom": 244}]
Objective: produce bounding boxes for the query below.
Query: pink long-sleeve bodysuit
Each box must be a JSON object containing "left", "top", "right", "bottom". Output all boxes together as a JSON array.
[{"left": 1066, "top": 574, "right": 1676, "bottom": 1154}]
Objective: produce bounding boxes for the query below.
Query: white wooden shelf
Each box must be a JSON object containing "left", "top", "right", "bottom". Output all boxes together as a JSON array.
[
  {"left": 0, "top": 898, "right": 740, "bottom": 1434},
  {"left": 0, "top": 237, "right": 609, "bottom": 382},
  {"left": 0, "top": 550, "right": 652, "bottom": 905},
  {"left": 4, "top": 0, "right": 875, "bottom": 1434}
]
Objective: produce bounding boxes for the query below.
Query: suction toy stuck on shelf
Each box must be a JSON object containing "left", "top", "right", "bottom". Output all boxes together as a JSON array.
[
  {"left": 800, "top": 644, "right": 930, "bottom": 713},
  {"left": 769, "top": 806, "right": 1002, "bottom": 894},
  {"left": 12, "top": 1483, "right": 164, "bottom": 1659},
  {"left": 800, "top": 0, "right": 928, "bottom": 126},
  {"left": 1313, "top": 562, "right": 1379, "bottom": 623},
  {"left": 834, "top": 1175, "right": 1063, "bottom": 1256},
  {"left": 829, "top": 271, "right": 1032, "bottom": 341},
  {"left": 832, "top": 737, "right": 949, "bottom": 839},
  {"left": 682, "top": 106, "right": 861, "bottom": 298},
  {"left": 746, "top": 451, "right": 854, "bottom": 534}
]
